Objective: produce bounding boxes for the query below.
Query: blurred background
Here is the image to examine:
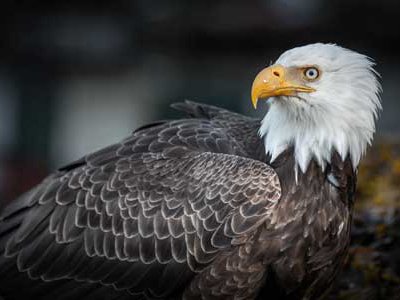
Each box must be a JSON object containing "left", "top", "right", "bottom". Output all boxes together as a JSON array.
[
  {"left": 0, "top": 0, "right": 399, "bottom": 203},
  {"left": 0, "top": 1, "right": 399, "bottom": 298}
]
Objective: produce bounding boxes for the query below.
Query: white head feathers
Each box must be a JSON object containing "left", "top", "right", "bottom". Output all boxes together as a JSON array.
[{"left": 259, "top": 43, "right": 382, "bottom": 172}]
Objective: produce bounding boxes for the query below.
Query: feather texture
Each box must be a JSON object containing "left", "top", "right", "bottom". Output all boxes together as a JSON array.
[
  {"left": 0, "top": 101, "right": 282, "bottom": 300},
  {"left": 0, "top": 100, "right": 358, "bottom": 300}
]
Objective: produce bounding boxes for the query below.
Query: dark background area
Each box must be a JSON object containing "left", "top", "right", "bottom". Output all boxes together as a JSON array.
[
  {"left": 0, "top": 1, "right": 400, "bottom": 299},
  {"left": 0, "top": 0, "right": 399, "bottom": 220}
]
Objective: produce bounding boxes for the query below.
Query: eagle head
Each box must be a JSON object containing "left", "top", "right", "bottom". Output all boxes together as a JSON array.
[{"left": 252, "top": 43, "right": 382, "bottom": 172}]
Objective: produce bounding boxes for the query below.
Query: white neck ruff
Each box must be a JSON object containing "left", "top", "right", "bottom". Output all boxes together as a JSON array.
[{"left": 259, "top": 97, "right": 379, "bottom": 173}]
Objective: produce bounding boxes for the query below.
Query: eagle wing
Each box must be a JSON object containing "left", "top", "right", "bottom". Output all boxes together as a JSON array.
[{"left": 0, "top": 102, "right": 280, "bottom": 300}]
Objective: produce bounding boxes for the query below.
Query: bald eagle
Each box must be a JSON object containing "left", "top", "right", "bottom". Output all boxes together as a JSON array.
[{"left": 0, "top": 43, "right": 381, "bottom": 300}]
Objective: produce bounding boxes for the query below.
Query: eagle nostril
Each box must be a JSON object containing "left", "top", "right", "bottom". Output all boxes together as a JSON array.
[{"left": 273, "top": 71, "right": 280, "bottom": 77}]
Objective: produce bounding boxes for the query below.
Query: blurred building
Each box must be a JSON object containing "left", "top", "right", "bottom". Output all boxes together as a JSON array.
[{"left": 0, "top": 0, "right": 399, "bottom": 210}]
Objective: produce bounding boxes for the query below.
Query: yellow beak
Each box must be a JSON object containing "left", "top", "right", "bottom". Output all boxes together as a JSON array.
[{"left": 251, "top": 65, "right": 316, "bottom": 109}]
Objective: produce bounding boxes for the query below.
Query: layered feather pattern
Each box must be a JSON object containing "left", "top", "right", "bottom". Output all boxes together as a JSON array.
[{"left": 0, "top": 101, "right": 281, "bottom": 300}]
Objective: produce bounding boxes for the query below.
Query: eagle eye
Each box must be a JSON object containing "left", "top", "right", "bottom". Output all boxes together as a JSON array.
[{"left": 304, "top": 67, "right": 320, "bottom": 81}]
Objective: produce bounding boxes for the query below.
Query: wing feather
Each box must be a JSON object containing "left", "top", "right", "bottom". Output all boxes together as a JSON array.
[{"left": 0, "top": 104, "right": 279, "bottom": 299}]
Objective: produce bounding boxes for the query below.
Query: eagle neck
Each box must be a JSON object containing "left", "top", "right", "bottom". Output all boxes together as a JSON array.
[{"left": 258, "top": 104, "right": 372, "bottom": 174}]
